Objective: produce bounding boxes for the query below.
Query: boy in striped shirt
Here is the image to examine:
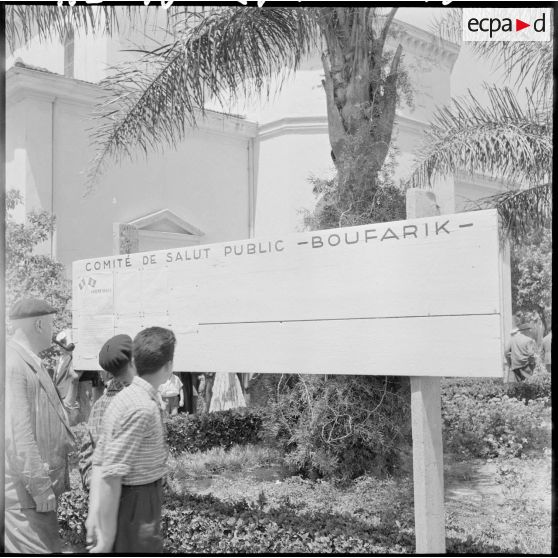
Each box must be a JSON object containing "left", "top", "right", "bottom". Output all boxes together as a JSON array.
[{"left": 86, "top": 327, "right": 176, "bottom": 553}]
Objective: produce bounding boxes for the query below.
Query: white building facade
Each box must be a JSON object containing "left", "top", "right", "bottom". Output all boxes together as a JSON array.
[{"left": 6, "top": 11, "right": 505, "bottom": 272}]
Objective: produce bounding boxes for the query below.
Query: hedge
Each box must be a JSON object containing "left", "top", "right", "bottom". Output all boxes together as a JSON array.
[
  {"left": 440, "top": 374, "right": 551, "bottom": 406},
  {"left": 441, "top": 374, "right": 551, "bottom": 459},
  {"left": 165, "top": 409, "right": 263, "bottom": 455}
]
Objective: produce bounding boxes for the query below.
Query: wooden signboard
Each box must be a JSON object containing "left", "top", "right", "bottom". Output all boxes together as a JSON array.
[{"left": 72, "top": 208, "right": 507, "bottom": 377}]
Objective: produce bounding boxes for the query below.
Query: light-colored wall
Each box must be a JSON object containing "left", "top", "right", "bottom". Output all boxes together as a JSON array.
[
  {"left": 250, "top": 21, "right": 461, "bottom": 233},
  {"left": 6, "top": 66, "right": 256, "bottom": 273},
  {"left": 254, "top": 118, "right": 334, "bottom": 237}
]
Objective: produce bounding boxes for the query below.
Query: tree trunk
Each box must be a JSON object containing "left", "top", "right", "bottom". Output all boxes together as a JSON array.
[{"left": 319, "top": 8, "right": 402, "bottom": 191}]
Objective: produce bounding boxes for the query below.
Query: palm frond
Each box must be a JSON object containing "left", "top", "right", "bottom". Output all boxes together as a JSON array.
[
  {"left": 429, "top": 7, "right": 462, "bottom": 44},
  {"left": 88, "top": 7, "right": 318, "bottom": 184},
  {"left": 4, "top": 4, "right": 197, "bottom": 51},
  {"left": 472, "top": 183, "right": 552, "bottom": 241},
  {"left": 430, "top": 8, "right": 553, "bottom": 102},
  {"left": 5, "top": 5, "right": 127, "bottom": 50},
  {"left": 472, "top": 41, "right": 553, "bottom": 105},
  {"left": 409, "top": 86, "right": 552, "bottom": 189}
]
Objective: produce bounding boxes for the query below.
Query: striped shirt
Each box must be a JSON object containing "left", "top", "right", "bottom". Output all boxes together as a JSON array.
[
  {"left": 79, "top": 379, "right": 126, "bottom": 490},
  {"left": 92, "top": 376, "right": 168, "bottom": 485}
]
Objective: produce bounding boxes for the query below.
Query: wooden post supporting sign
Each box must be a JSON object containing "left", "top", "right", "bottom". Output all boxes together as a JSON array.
[{"left": 407, "top": 188, "right": 446, "bottom": 553}]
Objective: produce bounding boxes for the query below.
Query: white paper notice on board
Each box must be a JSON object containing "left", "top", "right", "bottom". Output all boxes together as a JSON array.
[{"left": 72, "top": 209, "right": 509, "bottom": 377}]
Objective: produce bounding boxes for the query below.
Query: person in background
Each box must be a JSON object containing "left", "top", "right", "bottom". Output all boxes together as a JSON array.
[
  {"left": 158, "top": 371, "right": 184, "bottom": 416},
  {"left": 87, "top": 326, "right": 176, "bottom": 553},
  {"left": 505, "top": 317, "right": 537, "bottom": 382},
  {"left": 79, "top": 334, "right": 136, "bottom": 490},
  {"left": 541, "top": 330, "right": 551, "bottom": 374},
  {"left": 53, "top": 329, "right": 81, "bottom": 425},
  {"left": 5, "top": 298, "right": 75, "bottom": 553},
  {"left": 76, "top": 369, "right": 106, "bottom": 422}
]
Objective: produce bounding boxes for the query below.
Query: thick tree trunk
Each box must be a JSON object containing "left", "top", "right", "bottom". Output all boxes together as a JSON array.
[{"left": 319, "top": 8, "right": 402, "bottom": 189}]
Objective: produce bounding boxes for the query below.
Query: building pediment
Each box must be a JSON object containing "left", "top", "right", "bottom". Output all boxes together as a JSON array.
[
  {"left": 129, "top": 209, "right": 204, "bottom": 237},
  {"left": 115, "top": 209, "right": 205, "bottom": 254}
]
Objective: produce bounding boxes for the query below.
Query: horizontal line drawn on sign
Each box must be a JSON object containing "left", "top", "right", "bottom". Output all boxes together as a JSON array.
[
  {"left": 198, "top": 312, "right": 499, "bottom": 326},
  {"left": 459, "top": 223, "right": 474, "bottom": 228}
]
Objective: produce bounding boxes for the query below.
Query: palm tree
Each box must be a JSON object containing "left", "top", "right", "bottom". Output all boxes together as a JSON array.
[
  {"left": 6, "top": 5, "right": 408, "bottom": 198},
  {"left": 409, "top": 9, "right": 552, "bottom": 240},
  {"left": 91, "top": 6, "right": 407, "bottom": 195}
]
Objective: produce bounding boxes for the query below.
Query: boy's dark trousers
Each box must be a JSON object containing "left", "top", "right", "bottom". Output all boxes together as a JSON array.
[{"left": 113, "top": 478, "right": 163, "bottom": 553}]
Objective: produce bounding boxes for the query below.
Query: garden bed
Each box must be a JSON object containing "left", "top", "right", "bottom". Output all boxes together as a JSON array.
[
  {"left": 60, "top": 444, "right": 552, "bottom": 554},
  {"left": 60, "top": 372, "right": 552, "bottom": 553}
]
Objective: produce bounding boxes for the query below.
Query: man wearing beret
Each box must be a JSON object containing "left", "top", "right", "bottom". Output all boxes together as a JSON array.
[
  {"left": 4, "top": 298, "right": 75, "bottom": 553},
  {"left": 79, "top": 334, "right": 136, "bottom": 490}
]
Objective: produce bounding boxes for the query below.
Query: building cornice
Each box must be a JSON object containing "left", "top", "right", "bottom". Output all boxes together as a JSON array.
[
  {"left": 257, "top": 113, "right": 428, "bottom": 141},
  {"left": 6, "top": 65, "right": 258, "bottom": 138},
  {"left": 257, "top": 116, "right": 328, "bottom": 140},
  {"left": 7, "top": 64, "right": 106, "bottom": 106},
  {"left": 390, "top": 20, "right": 461, "bottom": 72}
]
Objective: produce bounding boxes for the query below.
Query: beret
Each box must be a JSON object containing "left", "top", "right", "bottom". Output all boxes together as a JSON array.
[
  {"left": 9, "top": 298, "right": 57, "bottom": 320},
  {"left": 98, "top": 334, "right": 133, "bottom": 374}
]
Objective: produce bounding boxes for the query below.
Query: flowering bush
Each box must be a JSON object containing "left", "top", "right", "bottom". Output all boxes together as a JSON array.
[{"left": 442, "top": 392, "right": 550, "bottom": 459}]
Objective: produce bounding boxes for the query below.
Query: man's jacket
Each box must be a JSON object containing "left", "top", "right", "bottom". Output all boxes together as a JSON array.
[
  {"left": 505, "top": 330, "right": 536, "bottom": 371},
  {"left": 5, "top": 341, "right": 75, "bottom": 510}
]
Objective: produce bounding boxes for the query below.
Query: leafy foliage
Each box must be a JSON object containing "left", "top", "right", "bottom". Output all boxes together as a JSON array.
[
  {"left": 441, "top": 374, "right": 551, "bottom": 408},
  {"left": 441, "top": 374, "right": 551, "bottom": 459},
  {"left": 511, "top": 227, "right": 552, "bottom": 333},
  {"left": 160, "top": 488, "right": 415, "bottom": 554},
  {"left": 431, "top": 9, "right": 552, "bottom": 105},
  {"left": 165, "top": 410, "right": 263, "bottom": 455},
  {"left": 259, "top": 374, "right": 411, "bottom": 479},
  {"left": 304, "top": 132, "right": 407, "bottom": 230},
  {"left": 414, "top": 12, "right": 553, "bottom": 241},
  {"left": 410, "top": 87, "right": 551, "bottom": 190},
  {"left": 5, "top": 189, "right": 71, "bottom": 333},
  {"left": 58, "top": 383, "right": 551, "bottom": 554},
  {"left": 57, "top": 487, "right": 88, "bottom": 549},
  {"left": 5, "top": 4, "right": 128, "bottom": 50}
]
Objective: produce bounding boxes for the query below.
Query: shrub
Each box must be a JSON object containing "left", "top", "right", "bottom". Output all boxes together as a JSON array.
[
  {"left": 441, "top": 373, "right": 551, "bottom": 406},
  {"left": 165, "top": 409, "right": 263, "bottom": 455},
  {"left": 442, "top": 392, "right": 551, "bottom": 459},
  {"left": 260, "top": 374, "right": 412, "bottom": 480},
  {"left": 5, "top": 189, "right": 71, "bottom": 334},
  {"left": 506, "top": 372, "right": 551, "bottom": 405}
]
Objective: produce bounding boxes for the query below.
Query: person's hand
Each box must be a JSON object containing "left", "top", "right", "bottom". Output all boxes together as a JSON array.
[
  {"left": 86, "top": 513, "right": 113, "bottom": 553},
  {"left": 34, "top": 488, "right": 56, "bottom": 512},
  {"left": 85, "top": 511, "right": 96, "bottom": 548},
  {"left": 87, "top": 531, "right": 113, "bottom": 553}
]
